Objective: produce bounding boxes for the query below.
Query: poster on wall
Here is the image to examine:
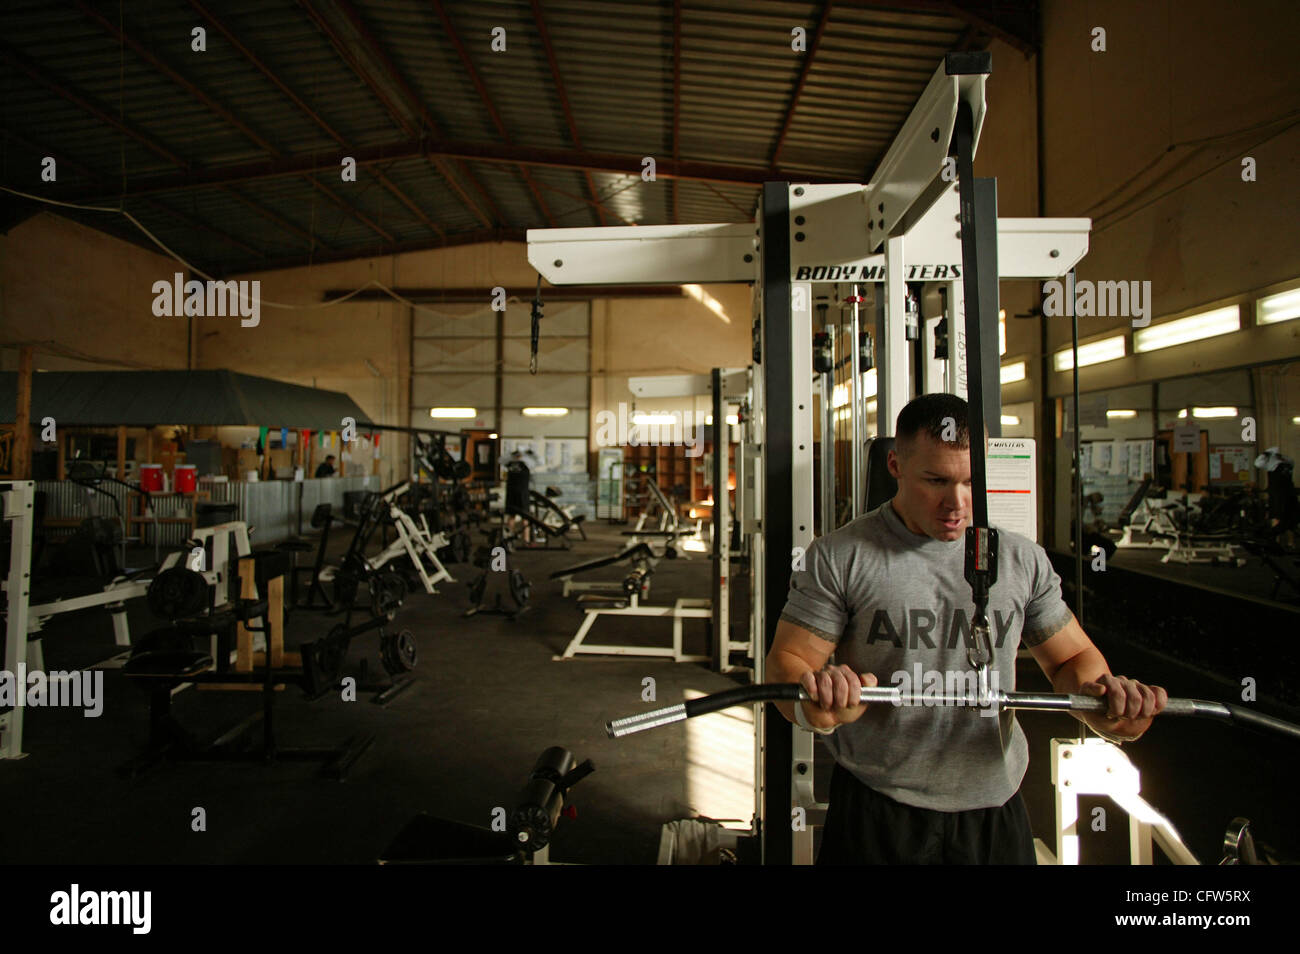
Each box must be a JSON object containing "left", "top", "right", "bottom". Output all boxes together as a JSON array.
[
  {"left": 986, "top": 438, "right": 1037, "bottom": 542},
  {"left": 501, "top": 438, "right": 586, "bottom": 474},
  {"left": 1209, "top": 445, "right": 1253, "bottom": 484}
]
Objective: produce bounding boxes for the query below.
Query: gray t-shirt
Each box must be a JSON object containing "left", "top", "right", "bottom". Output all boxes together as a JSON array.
[{"left": 779, "top": 501, "right": 1073, "bottom": 812}]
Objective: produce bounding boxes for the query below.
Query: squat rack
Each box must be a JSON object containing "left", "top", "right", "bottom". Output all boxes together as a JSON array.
[{"left": 527, "top": 52, "right": 1092, "bottom": 863}]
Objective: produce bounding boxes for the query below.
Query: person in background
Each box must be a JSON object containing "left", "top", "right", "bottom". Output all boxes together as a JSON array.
[
  {"left": 505, "top": 450, "right": 532, "bottom": 542},
  {"left": 314, "top": 455, "right": 337, "bottom": 478},
  {"left": 1256, "top": 447, "right": 1298, "bottom": 547}
]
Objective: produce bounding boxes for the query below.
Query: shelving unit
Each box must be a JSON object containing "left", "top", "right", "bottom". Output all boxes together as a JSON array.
[{"left": 621, "top": 441, "right": 735, "bottom": 518}]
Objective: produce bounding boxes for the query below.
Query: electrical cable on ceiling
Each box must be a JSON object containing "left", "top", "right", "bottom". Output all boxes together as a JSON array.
[{"left": 0, "top": 184, "right": 524, "bottom": 321}]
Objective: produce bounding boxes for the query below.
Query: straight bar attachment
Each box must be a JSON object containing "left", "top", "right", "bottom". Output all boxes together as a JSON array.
[{"left": 605, "top": 684, "right": 1300, "bottom": 743}]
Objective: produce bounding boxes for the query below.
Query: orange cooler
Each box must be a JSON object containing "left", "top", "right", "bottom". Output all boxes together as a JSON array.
[
  {"left": 139, "top": 464, "right": 164, "bottom": 492},
  {"left": 174, "top": 464, "right": 197, "bottom": 493}
]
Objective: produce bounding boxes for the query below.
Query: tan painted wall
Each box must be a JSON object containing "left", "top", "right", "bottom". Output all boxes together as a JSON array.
[
  {"left": 1039, "top": 0, "right": 1300, "bottom": 389},
  {"left": 0, "top": 212, "right": 189, "bottom": 371}
]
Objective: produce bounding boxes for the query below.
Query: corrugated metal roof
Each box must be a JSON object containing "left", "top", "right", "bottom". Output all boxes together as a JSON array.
[{"left": 0, "top": 0, "right": 1036, "bottom": 275}]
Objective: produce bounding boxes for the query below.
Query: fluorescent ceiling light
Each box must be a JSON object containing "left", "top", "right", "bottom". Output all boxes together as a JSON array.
[
  {"left": 682, "top": 284, "right": 731, "bottom": 324},
  {"left": 1054, "top": 335, "right": 1126, "bottom": 371},
  {"left": 705, "top": 414, "right": 739, "bottom": 425},
  {"left": 522, "top": 407, "right": 569, "bottom": 417},
  {"left": 1000, "top": 361, "right": 1026, "bottom": 384},
  {"left": 1134, "top": 305, "right": 1239, "bottom": 353},
  {"left": 633, "top": 413, "right": 679, "bottom": 425},
  {"left": 1293, "top": 416, "right": 1300, "bottom": 425},
  {"left": 1176, "top": 406, "right": 1238, "bottom": 419},
  {"left": 1107, "top": 409, "right": 1138, "bottom": 419},
  {"left": 430, "top": 407, "right": 476, "bottom": 419},
  {"left": 1001, "top": 414, "right": 1020, "bottom": 426},
  {"left": 489, "top": 432, "right": 499, "bottom": 439},
  {"left": 1258, "top": 288, "right": 1300, "bottom": 325}
]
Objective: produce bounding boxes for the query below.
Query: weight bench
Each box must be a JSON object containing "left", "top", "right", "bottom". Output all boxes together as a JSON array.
[{"left": 121, "top": 551, "right": 373, "bottom": 779}]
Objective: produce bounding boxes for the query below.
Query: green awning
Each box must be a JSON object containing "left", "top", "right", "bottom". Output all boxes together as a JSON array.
[{"left": 0, "top": 369, "right": 373, "bottom": 430}]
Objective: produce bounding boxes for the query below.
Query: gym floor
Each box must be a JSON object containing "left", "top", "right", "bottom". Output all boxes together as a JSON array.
[{"left": 4, "top": 520, "right": 1297, "bottom": 864}]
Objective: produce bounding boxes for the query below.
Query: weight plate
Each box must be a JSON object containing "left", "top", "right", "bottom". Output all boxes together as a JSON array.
[
  {"left": 309, "top": 627, "right": 348, "bottom": 690},
  {"left": 148, "top": 566, "right": 208, "bottom": 620},
  {"left": 508, "top": 569, "right": 531, "bottom": 609},
  {"left": 370, "top": 571, "right": 406, "bottom": 621},
  {"left": 380, "top": 629, "right": 418, "bottom": 675},
  {"left": 452, "top": 460, "right": 471, "bottom": 480}
]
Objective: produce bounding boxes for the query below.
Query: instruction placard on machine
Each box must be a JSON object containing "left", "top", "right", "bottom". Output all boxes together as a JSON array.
[{"left": 986, "top": 438, "right": 1037, "bottom": 542}]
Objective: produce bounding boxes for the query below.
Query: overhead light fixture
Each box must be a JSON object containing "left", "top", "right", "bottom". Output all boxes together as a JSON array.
[
  {"left": 1001, "top": 414, "right": 1020, "bottom": 426},
  {"left": 705, "top": 414, "right": 739, "bottom": 425},
  {"left": 1054, "top": 335, "right": 1126, "bottom": 371},
  {"left": 682, "top": 284, "right": 731, "bottom": 324},
  {"left": 489, "top": 432, "right": 499, "bottom": 439},
  {"left": 1293, "top": 416, "right": 1300, "bottom": 425},
  {"left": 1134, "top": 305, "right": 1239, "bottom": 353},
  {"left": 430, "top": 407, "right": 476, "bottom": 419},
  {"left": 632, "top": 413, "right": 679, "bottom": 425},
  {"left": 1000, "top": 361, "right": 1026, "bottom": 384},
  {"left": 1176, "top": 406, "right": 1238, "bottom": 419},
  {"left": 1257, "top": 288, "right": 1300, "bottom": 325},
  {"left": 1107, "top": 409, "right": 1138, "bottom": 419},
  {"left": 522, "top": 407, "right": 569, "bottom": 417}
]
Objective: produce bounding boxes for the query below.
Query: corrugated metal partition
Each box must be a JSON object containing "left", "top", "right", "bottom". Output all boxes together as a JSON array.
[{"left": 34, "top": 477, "right": 375, "bottom": 550}]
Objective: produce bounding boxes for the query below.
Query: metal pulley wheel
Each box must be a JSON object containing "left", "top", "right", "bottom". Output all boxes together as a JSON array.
[
  {"left": 147, "top": 566, "right": 209, "bottom": 620},
  {"left": 508, "top": 569, "right": 531, "bottom": 609},
  {"left": 370, "top": 570, "right": 407, "bottom": 621},
  {"left": 380, "top": 629, "right": 418, "bottom": 675}
]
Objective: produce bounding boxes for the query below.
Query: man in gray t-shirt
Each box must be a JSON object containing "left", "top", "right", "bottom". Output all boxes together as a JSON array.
[{"left": 770, "top": 393, "right": 1167, "bottom": 864}]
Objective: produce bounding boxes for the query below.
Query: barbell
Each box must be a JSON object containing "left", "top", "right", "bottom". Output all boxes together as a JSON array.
[{"left": 605, "top": 683, "right": 1300, "bottom": 741}]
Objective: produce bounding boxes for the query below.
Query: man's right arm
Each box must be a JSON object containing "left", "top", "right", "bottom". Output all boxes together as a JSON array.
[{"left": 767, "top": 617, "right": 875, "bottom": 731}]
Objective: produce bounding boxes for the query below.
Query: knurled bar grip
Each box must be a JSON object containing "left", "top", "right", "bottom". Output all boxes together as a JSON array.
[{"left": 604, "top": 684, "right": 1300, "bottom": 742}]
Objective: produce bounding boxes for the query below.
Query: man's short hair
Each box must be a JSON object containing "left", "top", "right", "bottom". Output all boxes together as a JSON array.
[
  {"left": 325, "top": 454, "right": 335, "bottom": 461},
  {"left": 894, "top": 393, "right": 970, "bottom": 452}
]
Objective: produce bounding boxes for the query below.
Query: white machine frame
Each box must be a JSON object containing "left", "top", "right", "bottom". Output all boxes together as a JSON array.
[
  {"left": 556, "top": 593, "right": 712, "bottom": 663},
  {"left": 527, "top": 56, "right": 1101, "bottom": 863},
  {"left": 1039, "top": 737, "right": 1199, "bottom": 865},
  {"left": 3, "top": 478, "right": 256, "bottom": 760}
]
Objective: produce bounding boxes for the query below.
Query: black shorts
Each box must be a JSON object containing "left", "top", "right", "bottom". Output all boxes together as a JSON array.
[{"left": 816, "top": 763, "right": 1036, "bottom": 865}]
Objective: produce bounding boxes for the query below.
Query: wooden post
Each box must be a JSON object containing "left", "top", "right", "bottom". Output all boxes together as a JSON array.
[{"left": 12, "top": 346, "right": 33, "bottom": 479}]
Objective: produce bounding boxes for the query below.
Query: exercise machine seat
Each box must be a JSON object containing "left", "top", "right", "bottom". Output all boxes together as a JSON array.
[{"left": 864, "top": 437, "right": 898, "bottom": 512}]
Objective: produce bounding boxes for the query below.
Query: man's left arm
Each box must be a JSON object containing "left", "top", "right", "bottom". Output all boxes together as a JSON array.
[{"left": 1028, "top": 616, "right": 1168, "bottom": 742}]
